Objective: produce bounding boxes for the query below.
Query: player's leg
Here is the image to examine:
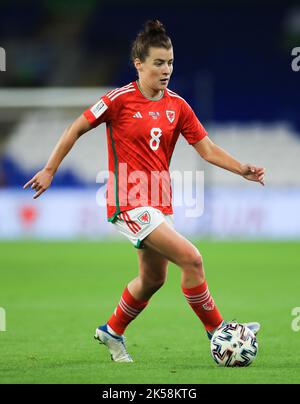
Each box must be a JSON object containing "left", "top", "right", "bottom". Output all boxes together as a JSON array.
[
  {"left": 95, "top": 247, "right": 168, "bottom": 362},
  {"left": 106, "top": 247, "right": 168, "bottom": 335},
  {"left": 143, "top": 221, "right": 205, "bottom": 288},
  {"left": 143, "top": 221, "right": 224, "bottom": 334},
  {"left": 128, "top": 246, "right": 168, "bottom": 300}
]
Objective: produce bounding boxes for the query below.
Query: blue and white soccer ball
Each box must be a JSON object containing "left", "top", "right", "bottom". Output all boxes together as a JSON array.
[{"left": 210, "top": 322, "right": 258, "bottom": 367}]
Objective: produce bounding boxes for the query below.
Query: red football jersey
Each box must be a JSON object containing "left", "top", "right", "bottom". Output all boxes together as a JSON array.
[{"left": 83, "top": 81, "right": 207, "bottom": 222}]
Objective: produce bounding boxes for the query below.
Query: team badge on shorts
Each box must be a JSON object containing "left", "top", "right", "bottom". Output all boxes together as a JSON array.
[
  {"left": 137, "top": 211, "right": 151, "bottom": 225},
  {"left": 166, "top": 110, "right": 175, "bottom": 123}
]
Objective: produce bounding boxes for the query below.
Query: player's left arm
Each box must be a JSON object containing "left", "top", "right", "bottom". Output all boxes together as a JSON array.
[{"left": 193, "top": 136, "right": 265, "bottom": 186}]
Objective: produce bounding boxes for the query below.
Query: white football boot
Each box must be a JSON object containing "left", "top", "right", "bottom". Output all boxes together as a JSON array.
[
  {"left": 94, "top": 324, "right": 133, "bottom": 363},
  {"left": 243, "top": 322, "right": 261, "bottom": 336},
  {"left": 207, "top": 320, "right": 261, "bottom": 340}
]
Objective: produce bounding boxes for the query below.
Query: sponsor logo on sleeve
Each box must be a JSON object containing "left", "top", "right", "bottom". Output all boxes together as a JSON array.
[{"left": 91, "top": 99, "right": 108, "bottom": 119}]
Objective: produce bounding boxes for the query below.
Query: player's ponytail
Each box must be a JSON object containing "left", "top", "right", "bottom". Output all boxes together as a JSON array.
[{"left": 131, "top": 20, "right": 172, "bottom": 63}]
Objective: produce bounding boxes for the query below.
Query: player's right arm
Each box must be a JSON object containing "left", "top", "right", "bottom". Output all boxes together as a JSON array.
[
  {"left": 24, "top": 87, "right": 119, "bottom": 199},
  {"left": 23, "top": 114, "right": 92, "bottom": 199}
]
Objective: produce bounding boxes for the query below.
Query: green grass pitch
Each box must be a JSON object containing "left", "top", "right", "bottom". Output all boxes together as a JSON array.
[{"left": 0, "top": 240, "right": 299, "bottom": 384}]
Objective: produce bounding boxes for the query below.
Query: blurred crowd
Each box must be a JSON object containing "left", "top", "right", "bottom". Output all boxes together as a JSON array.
[{"left": 0, "top": 0, "right": 299, "bottom": 126}]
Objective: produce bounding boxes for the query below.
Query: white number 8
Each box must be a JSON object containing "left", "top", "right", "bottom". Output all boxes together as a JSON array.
[{"left": 150, "top": 128, "right": 162, "bottom": 151}]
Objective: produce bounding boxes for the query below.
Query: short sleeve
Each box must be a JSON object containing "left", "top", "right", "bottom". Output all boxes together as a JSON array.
[
  {"left": 83, "top": 94, "right": 114, "bottom": 128},
  {"left": 179, "top": 100, "right": 208, "bottom": 145}
]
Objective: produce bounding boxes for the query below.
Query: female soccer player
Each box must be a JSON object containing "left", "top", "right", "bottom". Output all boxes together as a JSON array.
[{"left": 24, "top": 20, "right": 265, "bottom": 362}]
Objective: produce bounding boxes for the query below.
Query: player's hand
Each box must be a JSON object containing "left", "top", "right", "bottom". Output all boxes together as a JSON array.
[
  {"left": 23, "top": 169, "right": 54, "bottom": 199},
  {"left": 241, "top": 164, "right": 265, "bottom": 186}
]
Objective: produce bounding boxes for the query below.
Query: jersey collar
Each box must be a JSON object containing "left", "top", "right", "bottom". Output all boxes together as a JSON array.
[{"left": 135, "top": 80, "right": 165, "bottom": 101}]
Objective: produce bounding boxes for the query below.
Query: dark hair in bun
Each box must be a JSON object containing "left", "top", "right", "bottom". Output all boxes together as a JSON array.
[{"left": 131, "top": 20, "right": 172, "bottom": 63}]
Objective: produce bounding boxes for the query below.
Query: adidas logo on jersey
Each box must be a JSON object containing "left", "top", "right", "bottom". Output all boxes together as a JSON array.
[{"left": 133, "top": 112, "right": 143, "bottom": 118}]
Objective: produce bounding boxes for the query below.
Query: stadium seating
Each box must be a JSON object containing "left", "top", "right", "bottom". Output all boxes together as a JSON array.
[{"left": 2, "top": 109, "right": 300, "bottom": 187}]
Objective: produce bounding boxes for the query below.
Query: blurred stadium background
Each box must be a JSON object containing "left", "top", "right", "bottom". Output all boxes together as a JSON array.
[
  {"left": 1, "top": 0, "right": 300, "bottom": 385},
  {"left": 1, "top": 0, "right": 300, "bottom": 241}
]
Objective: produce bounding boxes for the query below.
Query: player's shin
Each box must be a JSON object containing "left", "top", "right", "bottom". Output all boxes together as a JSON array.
[
  {"left": 182, "top": 280, "right": 223, "bottom": 332},
  {"left": 107, "top": 286, "right": 149, "bottom": 335}
]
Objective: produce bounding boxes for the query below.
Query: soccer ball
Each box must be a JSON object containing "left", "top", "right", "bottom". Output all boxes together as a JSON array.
[{"left": 210, "top": 322, "right": 258, "bottom": 367}]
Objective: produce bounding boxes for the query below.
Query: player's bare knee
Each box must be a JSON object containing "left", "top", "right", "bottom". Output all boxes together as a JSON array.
[
  {"left": 181, "top": 252, "right": 205, "bottom": 279},
  {"left": 141, "top": 272, "right": 167, "bottom": 290},
  {"left": 192, "top": 254, "right": 203, "bottom": 270},
  {"left": 181, "top": 252, "right": 203, "bottom": 270}
]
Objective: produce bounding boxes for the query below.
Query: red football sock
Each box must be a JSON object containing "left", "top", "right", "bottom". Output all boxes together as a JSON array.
[
  {"left": 182, "top": 281, "right": 223, "bottom": 332},
  {"left": 107, "top": 287, "right": 149, "bottom": 335}
]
